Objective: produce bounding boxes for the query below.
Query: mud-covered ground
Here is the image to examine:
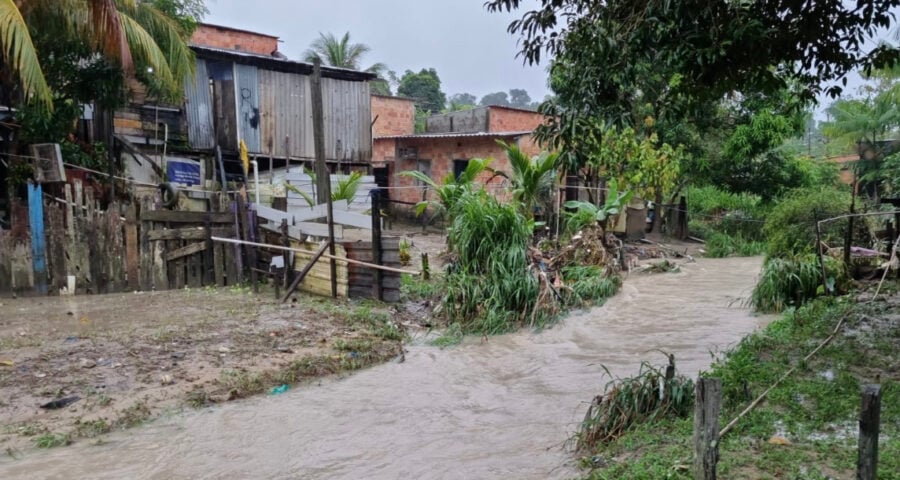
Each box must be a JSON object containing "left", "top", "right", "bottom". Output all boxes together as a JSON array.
[{"left": 0, "top": 286, "right": 428, "bottom": 452}]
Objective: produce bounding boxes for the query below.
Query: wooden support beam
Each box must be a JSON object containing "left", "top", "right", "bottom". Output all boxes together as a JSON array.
[
  {"left": 165, "top": 241, "right": 207, "bottom": 262},
  {"left": 141, "top": 210, "right": 233, "bottom": 224},
  {"left": 148, "top": 227, "right": 233, "bottom": 241},
  {"left": 693, "top": 377, "right": 722, "bottom": 480},
  {"left": 28, "top": 182, "right": 47, "bottom": 295},
  {"left": 857, "top": 384, "right": 882, "bottom": 480},
  {"left": 371, "top": 189, "right": 383, "bottom": 301},
  {"left": 280, "top": 241, "right": 330, "bottom": 302}
]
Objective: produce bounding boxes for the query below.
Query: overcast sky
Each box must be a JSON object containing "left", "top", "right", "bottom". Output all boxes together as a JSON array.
[{"left": 205, "top": 0, "right": 550, "bottom": 103}]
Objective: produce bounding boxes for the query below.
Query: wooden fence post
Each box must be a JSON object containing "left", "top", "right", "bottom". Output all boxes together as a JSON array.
[
  {"left": 371, "top": 189, "right": 383, "bottom": 301},
  {"left": 421, "top": 252, "right": 430, "bottom": 281},
  {"left": 693, "top": 377, "right": 722, "bottom": 480},
  {"left": 857, "top": 384, "right": 881, "bottom": 480}
]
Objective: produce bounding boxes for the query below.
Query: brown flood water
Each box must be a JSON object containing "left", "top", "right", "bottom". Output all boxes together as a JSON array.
[{"left": 1, "top": 257, "right": 768, "bottom": 480}]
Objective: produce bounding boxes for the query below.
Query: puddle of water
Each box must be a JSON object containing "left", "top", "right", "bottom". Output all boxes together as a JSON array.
[{"left": 0, "top": 257, "right": 769, "bottom": 480}]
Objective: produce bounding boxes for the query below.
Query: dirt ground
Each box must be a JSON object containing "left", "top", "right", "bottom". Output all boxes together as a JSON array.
[
  {"left": 0, "top": 285, "right": 431, "bottom": 452},
  {"left": 0, "top": 227, "right": 696, "bottom": 453}
]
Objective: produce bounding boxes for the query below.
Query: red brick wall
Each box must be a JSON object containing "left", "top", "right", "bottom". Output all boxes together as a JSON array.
[
  {"left": 388, "top": 136, "right": 540, "bottom": 207},
  {"left": 371, "top": 96, "right": 415, "bottom": 137},
  {"left": 373, "top": 138, "right": 397, "bottom": 164},
  {"left": 191, "top": 24, "right": 278, "bottom": 55},
  {"left": 487, "top": 107, "right": 546, "bottom": 133}
]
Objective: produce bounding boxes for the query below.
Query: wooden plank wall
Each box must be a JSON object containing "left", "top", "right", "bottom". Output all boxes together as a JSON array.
[
  {"left": 287, "top": 237, "right": 401, "bottom": 302},
  {"left": 345, "top": 237, "right": 402, "bottom": 302}
]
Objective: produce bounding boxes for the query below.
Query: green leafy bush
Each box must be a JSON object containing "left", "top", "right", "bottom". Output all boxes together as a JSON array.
[
  {"left": 705, "top": 232, "right": 767, "bottom": 258},
  {"left": 443, "top": 191, "right": 540, "bottom": 333},
  {"left": 561, "top": 266, "right": 621, "bottom": 305},
  {"left": 750, "top": 255, "right": 847, "bottom": 313},
  {"left": 763, "top": 187, "right": 852, "bottom": 258}
]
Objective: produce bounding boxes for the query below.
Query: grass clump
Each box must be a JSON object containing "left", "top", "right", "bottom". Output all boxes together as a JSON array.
[
  {"left": 562, "top": 266, "right": 622, "bottom": 305},
  {"left": 577, "top": 356, "right": 694, "bottom": 450},
  {"left": 443, "top": 191, "right": 541, "bottom": 334},
  {"left": 750, "top": 255, "right": 847, "bottom": 313},
  {"left": 34, "top": 433, "right": 71, "bottom": 448},
  {"left": 705, "top": 232, "right": 767, "bottom": 258}
]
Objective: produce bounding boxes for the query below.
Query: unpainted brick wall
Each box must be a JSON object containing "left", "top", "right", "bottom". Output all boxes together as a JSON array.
[
  {"left": 487, "top": 107, "right": 546, "bottom": 133},
  {"left": 387, "top": 135, "right": 544, "bottom": 208},
  {"left": 191, "top": 24, "right": 279, "bottom": 56},
  {"left": 371, "top": 96, "right": 416, "bottom": 137}
]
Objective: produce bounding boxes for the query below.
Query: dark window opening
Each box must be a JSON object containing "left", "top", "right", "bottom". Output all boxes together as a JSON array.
[{"left": 453, "top": 159, "right": 470, "bottom": 180}]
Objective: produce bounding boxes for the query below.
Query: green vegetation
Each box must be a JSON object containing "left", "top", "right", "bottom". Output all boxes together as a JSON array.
[
  {"left": 34, "top": 433, "right": 71, "bottom": 449},
  {"left": 750, "top": 255, "right": 847, "bottom": 313},
  {"left": 577, "top": 357, "right": 694, "bottom": 450},
  {"left": 444, "top": 191, "right": 540, "bottom": 334},
  {"left": 579, "top": 294, "right": 900, "bottom": 479},
  {"left": 764, "top": 188, "right": 854, "bottom": 259}
]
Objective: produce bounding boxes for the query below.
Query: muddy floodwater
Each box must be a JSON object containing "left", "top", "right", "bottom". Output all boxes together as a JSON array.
[{"left": 1, "top": 256, "right": 769, "bottom": 479}]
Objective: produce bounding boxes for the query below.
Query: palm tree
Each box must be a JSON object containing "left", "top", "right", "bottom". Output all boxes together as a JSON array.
[
  {"left": 499, "top": 141, "right": 559, "bottom": 219},
  {"left": 0, "top": 0, "right": 194, "bottom": 109},
  {"left": 398, "top": 157, "right": 496, "bottom": 220},
  {"left": 303, "top": 32, "right": 387, "bottom": 76}
]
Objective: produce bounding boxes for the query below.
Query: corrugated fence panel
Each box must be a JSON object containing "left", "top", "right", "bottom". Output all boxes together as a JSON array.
[
  {"left": 321, "top": 78, "right": 371, "bottom": 162},
  {"left": 234, "top": 64, "right": 261, "bottom": 152},
  {"left": 185, "top": 59, "right": 215, "bottom": 150}
]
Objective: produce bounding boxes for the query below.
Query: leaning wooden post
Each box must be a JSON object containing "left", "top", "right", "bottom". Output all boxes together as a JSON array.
[
  {"left": 857, "top": 384, "right": 881, "bottom": 480},
  {"left": 371, "top": 188, "right": 384, "bottom": 301},
  {"left": 693, "top": 377, "right": 722, "bottom": 480},
  {"left": 844, "top": 176, "right": 857, "bottom": 269}
]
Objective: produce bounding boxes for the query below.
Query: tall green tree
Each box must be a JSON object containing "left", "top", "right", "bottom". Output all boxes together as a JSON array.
[
  {"left": 397, "top": 68, "right": 446, "bottom": 114},
  {"left": 508, "top": 88, "right": 531, "bottom": 108},
  {"left": 480, "top": 91, "right": 509, "bottom": 106},
  {"left": 0, "top": 0, "right": 196, "bottom": 110}
]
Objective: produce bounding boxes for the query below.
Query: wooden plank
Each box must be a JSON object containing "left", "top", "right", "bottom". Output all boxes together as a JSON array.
[
  {"left": 165, "top": 241, "right": 207, "bottom": 261},
  {"left": 11, "top": 241, "right": 34, "bottom": 293},
  {"left": 107, "top": 203, "right": 125, "bottom": 292},
  {"left": 0, "top": 234, "right": 10, "bottom": 294},
  {"left": 28, "top": 183, "right": 48, "bottom": 295},
  {"left": 148, "top": 227, "right": 233, "bottom": 241},
  {"left": 238, "top": 194, "right": 258, "bottom": 292},
  {"left": 203, "top": 213, "right": 215, "bottom": 286},
  {"left": 141, "top": 210, "right": 233, "bottom": 224},
  {"left": 332, "top": 209, "right": 372, "bottom": 229},
  {"left": 125, "top": 204, "right": 140, "bottom": 290},
  {"left": 230, "top": 199, "right": 245, "bottom": 285},
  {"left": 693, "top": 377, "right": 722, "bottom": 480},
  {"left": 214, "top": 242, "right": 225, "bottom": 287},
  {"left": 64, "top": 183, "right": 74, "bottom": 238},
  {"left": 139, "top": 197, "right": 152, "bottom": 290},
  {"left": 251, "top": 203, "right": 293, "bottom": 224},
  {"left": 280, "top": 241, "right": 329, "bottom": 302},
  {"left": 288, "top": 200, "right": 348, "bottom": 222},
  {"left": 46, "top": 203, "right": 67, "bottom": 293},
  {"left": 261, "top": 222, "right": 343, "bottom": 240},
  {"left": 857, "top": 384, "right": 882, "bottom": 480}
]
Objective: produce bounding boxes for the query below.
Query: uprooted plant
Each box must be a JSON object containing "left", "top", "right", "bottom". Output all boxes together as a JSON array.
[{"left": 576, "top": 354, "right": 694, "bottom": 450}]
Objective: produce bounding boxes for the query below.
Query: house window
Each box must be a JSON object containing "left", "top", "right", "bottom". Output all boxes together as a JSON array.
[{"left": 453, "top": 159, "right": 470, "bottom": 180}]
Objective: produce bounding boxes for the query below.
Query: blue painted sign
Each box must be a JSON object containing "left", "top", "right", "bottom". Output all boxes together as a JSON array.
[{"left": 166, "top": 159, "right": 201, "bottom": 186}]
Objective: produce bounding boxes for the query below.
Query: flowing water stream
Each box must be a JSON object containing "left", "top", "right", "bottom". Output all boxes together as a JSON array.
[{"left": 1, "top": 256, "right": 769, "bottom": 479}]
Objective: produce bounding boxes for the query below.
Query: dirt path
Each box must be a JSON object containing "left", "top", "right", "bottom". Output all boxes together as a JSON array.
[
  {"left": 0, "top": 256, "right": 769, "bottom": 479},
  {"left": 0, "top": 288, "right": 406, "bottom": 452}
]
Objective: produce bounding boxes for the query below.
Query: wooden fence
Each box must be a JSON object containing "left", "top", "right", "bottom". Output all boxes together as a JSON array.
[{"left": 0, "top": 181, "right": 402, "bottom": 301}]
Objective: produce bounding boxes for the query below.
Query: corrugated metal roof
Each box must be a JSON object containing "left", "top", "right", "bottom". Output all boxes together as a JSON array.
[
  {"left": 374, "top": 131, "right": 533, "bottom": 140},
  {"left": 190, "top": 45, "right": 377, "bottom": 82}
]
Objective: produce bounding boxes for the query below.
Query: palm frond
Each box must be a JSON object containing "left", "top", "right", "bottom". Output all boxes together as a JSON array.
[
  {"left": 118, "top": 12, "right": 177, "bottom": 92},
  {"left": 120, "top": 0, "right": 195, "bottom": 85},
  {"left": 0, "top": 0, "right": 52, "bottom": 108}
]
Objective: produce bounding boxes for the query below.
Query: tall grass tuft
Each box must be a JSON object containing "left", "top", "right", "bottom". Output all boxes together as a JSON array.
[
  {"left": 750, "top": 255, "right": 847, "bottom": 313},
  {"left": 561, "top": 266, "right": 621, "bottom": 306},
  {"left": 576, "top": 356, "right": 694, "bottom": 450},
  {"left": 705, "top": 232, "right": 767, "bottom": 258},
  {"left": 443, "top": 191, "right": 541, "bottom": 333}
]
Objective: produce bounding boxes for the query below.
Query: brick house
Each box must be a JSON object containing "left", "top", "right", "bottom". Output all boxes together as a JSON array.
[{"left": 370, "top": 98, "right": 547, "bottom": 211}]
